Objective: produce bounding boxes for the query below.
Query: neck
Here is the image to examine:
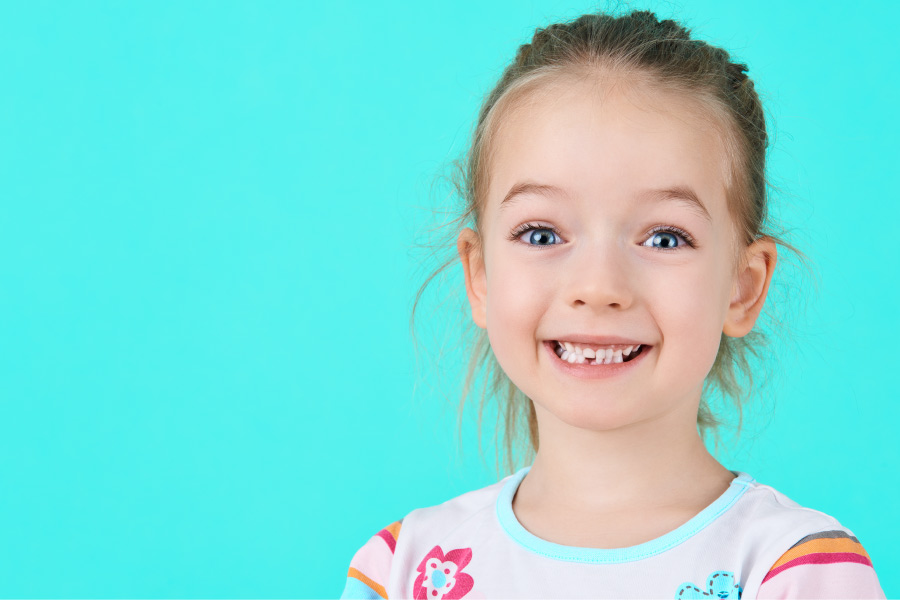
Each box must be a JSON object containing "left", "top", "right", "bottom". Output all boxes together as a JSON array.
[{"left": 518, "top": 400, "right": 734, "bottom": 514}]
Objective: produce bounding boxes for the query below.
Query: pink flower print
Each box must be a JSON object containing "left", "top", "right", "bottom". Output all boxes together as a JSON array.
[{"left": 413, "top": 545, "right": 474, "bottom": 599}]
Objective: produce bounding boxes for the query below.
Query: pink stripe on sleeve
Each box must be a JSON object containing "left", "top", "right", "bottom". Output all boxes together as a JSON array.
[
  {"left": 376, "top": 528, "right": 397, "bottom": 553},
  {"left": 763, "top": 551, "right": 873, "bottom": 582},
  {"left": 347, "top": 525, "right": 399, "bottom": 593}
]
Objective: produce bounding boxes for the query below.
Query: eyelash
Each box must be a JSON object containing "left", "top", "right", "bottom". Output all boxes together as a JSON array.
[
  {"left": 507, "top": 222, "right": 561, "bottom": 244},
  {"left": 507, "top": 223, "right": 698, "bottom": 249},
  {"left": 646, "top": 225, "right": 697, "bottom": 250}
]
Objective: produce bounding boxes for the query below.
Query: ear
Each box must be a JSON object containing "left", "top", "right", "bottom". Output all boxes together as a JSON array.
[
  {"left": 723, "top": 237, "right": 777, "bottom": 338},
  {"left": 457, "top": 227, "right": 488, "bottom": 329}
]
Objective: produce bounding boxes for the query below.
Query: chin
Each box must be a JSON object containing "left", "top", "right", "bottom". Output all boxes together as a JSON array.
[{"left": 538, "top": 395, "right": 647, "bottom": 433}]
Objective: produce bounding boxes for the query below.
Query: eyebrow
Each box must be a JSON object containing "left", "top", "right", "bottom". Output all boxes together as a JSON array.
[
  {"left": 641, "top": 186, "right": 712, "bottom": 222},
  {"left": 499, "top": 181, "right": 712, "bottom": 222},
  {"left": 500, "top": 182, "right": 567, "bottom": 208}
]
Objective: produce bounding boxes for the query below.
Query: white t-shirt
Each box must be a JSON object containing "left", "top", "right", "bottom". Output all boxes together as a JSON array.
[{"left": 341, "top": 467, "right": 885, "bottom": 599}]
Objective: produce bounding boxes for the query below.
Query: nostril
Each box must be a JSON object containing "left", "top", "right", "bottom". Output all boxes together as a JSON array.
[{"left": 572, "top": 299, "right": 626, "bottom": 309}]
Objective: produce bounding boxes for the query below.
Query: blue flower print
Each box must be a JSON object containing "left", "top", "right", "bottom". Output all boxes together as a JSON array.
[{"left": 675, "top": 570, "right": 742, "bottom": 599}]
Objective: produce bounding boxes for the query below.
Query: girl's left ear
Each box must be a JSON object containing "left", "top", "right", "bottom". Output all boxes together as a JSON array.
[{"left": 723, "top": 237, "right": 777, "bottom": 338}]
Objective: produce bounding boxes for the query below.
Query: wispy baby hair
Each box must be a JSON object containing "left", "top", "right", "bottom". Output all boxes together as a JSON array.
[{"left": 414, "top": 8, "right": 800, "bottom": 475}]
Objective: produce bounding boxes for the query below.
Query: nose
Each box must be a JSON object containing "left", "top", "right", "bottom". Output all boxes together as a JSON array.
[{"left": 562, "top": 241, "right": 634, "bottom": 311}]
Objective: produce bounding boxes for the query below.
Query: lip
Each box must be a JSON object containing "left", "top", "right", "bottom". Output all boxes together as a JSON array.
[
  {"left": 543, "top": 340, "right": 652, "bottom": 379},
  {"left": 549, "top": 335, "right": 647, "bottom": 346}
]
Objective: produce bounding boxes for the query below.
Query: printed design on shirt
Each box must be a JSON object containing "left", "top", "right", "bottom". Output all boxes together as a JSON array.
[
  {"left": 760, "top": 529, "right": 874, "bottom": 584},
  {"left": 675, "top": 570, "right": 741, "bottom": 599},
  {"left": 413, "top": 545, "right": 474, "bottom": 599}
]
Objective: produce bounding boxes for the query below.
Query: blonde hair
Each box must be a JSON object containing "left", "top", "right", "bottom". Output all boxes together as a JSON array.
[{"left": 413, "top": 9, "right": 802, "bottom": 475}]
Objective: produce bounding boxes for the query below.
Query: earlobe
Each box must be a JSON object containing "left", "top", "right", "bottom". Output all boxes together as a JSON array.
[
  {"left": 723, "top": 237, "right": 777, "bottom": 338},
  {"left": 457, "top": 227, "right": 488, "bottom": 329}
]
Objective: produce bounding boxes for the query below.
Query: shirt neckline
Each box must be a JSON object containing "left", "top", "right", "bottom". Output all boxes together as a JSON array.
[{"left": 495, "top": 466, "right": 754, "bottom": 564}]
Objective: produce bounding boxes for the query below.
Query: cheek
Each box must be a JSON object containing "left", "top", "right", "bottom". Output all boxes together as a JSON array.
[
  {"left": 483, "top": 254, "right": 550, "bottom": 365},
  {"left": 486, "top": 264, "right": 540, "bottom": 334},
  {"left": 654, "top": 256, "right": 734, "bottom": 371}
]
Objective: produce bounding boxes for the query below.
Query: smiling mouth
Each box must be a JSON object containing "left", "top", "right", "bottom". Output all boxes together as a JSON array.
[{"left": 552, "top": 340, "right": 646, "bottom": 365}]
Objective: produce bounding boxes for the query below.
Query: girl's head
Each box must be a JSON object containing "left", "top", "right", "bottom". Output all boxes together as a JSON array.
[{"left": 419, "top": 10, "right": 786, "bottom": 472}]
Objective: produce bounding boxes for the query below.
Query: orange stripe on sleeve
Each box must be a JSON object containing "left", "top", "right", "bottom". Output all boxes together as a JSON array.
[
  {"left": 770, "top": 536, "right": 870, "bottom": 570},
  {"left": 385, "top": 520, "right": 401, "bottom": 541},
  {"left": 347, "top": 567, "right": 388, "bottom": 599},
  {"left": 376, "top": 520, "right": 402, "bottom": 553}
]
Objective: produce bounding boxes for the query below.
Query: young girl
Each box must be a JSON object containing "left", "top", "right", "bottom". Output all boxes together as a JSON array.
[{"left": 341, "top": 10, "right": 885, "bottom": 599}]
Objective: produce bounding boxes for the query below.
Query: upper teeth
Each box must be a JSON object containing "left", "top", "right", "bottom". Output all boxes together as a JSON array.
[{"left": 555, "top": 341, "right": 641, "bottom": 365}]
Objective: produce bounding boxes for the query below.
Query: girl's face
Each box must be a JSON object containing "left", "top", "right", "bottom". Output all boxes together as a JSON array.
[{"left": 459, "top": 77, "right": 773, "bottom": 433}]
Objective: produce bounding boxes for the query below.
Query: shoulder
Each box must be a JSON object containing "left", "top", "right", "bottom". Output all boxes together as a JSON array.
[
  {"left": 340, "top": 473, "right": 514, "bottom": 599},
  {"left": 735, "top": 479, "right": 885, "bottom": 598},
  {"left": 406, "top": 475, "right": 508, "bottom": 529},
  {"left": 740, "top": 478, "right": 844, "bottom": 525},
  {"left": 734, "top": 477, "right": 853, "bottom": 543}
]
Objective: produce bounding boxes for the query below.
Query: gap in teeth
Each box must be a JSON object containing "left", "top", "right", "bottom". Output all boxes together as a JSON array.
[{"left": 554, "top": 341, "right": 642, "bottom": 365}]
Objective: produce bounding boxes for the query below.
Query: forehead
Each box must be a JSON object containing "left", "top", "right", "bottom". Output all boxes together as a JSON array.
[{"left": 484, "top": 74, "right": 732, "bottom": 220}]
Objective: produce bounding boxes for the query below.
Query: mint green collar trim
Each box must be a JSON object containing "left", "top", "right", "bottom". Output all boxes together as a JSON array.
[{"left": 495, "top": 466, "right": 754, "bottom": 564}]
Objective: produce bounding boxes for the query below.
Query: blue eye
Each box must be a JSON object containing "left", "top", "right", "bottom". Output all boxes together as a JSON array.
[
  {"left": 645, "top": 231, "right": 679, "bottom": 248},
  {"left": 519, "top": 227, "right": 561, "bottom": 246},
  {"left": 642, "top": 227, "right": 694, "bottom": 249}
]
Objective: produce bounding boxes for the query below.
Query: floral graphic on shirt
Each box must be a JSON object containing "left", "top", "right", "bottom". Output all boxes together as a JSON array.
[
  {"left": 675, "top": 570, "right": 742, "bottom": 599},
  {"left": 413, "top": 545, "right": 474, "bottom": 599}
]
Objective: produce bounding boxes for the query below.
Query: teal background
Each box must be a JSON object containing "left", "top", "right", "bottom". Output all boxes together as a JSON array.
[{"left": 1, "top": 0, "right": 897, "bottom": 597}]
